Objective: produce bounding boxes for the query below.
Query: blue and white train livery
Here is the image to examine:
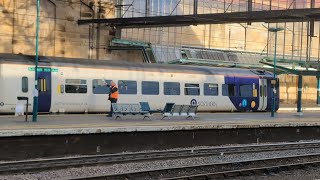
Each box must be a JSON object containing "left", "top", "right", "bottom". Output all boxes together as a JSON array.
[{"left": 0, "top": 53, "right": 279, "bottom": 113}]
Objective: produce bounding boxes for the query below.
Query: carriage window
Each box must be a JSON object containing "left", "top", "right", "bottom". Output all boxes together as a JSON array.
[
  {"left": 239, "top": 84, "right": 253, "bottom": 97},
  {"left": 118, "top": 80, "right": 137, "bottom": 94},
  {"left": 93, "top": 79, "right": 112, "bottom": 94},
  {"left": 65, "top": 79, "right": 87, "bottom": 93},
  {"left": 142, "top": 81, "right": 159, "bottom": 95},
  {"left": 204, "top": 83, "right": 218, "bottom": 96},
  {"left": 222, "top": 84, "right": 236, "bottom": 96},
  {"left": 164, "top": 82, "right": 180, "bottom": 95},
  {"left": 22, "top": 77, "right": 28, "bottom": 93},
  {"left": 184, "top": 83, "right": 200, "bottom": 96}
]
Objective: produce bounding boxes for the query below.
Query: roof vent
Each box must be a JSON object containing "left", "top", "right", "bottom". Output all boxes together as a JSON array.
[{"left": 251, "top": 69, "right": 266, "bottom": 75}]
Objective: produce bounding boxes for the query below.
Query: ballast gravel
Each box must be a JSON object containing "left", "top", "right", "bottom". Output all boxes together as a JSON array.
[
  {"left": 2, "top": 147, "right": 320, "bottom": 180},
  {"left": 226, "top": 166, "right": 320, "bottom": 180}
]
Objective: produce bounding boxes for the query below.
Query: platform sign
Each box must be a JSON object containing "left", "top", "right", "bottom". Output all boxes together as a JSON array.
[
  {"left": 28, "top": 67, "right": 43, "bottom": 72},
  {"left": 28, "top": 67, "right": 58, "bottom": 72}
]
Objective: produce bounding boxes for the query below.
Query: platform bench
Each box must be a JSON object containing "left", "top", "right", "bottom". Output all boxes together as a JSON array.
[
  {"left": 161, "top": 103, "right": 198, "bottom": 120},
  {"left": 111, "top": 102, "right": 152, "bottom": 120}
]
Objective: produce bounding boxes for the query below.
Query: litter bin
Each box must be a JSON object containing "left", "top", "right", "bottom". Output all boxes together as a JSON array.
[{"left": 17, "top": 97, "right": 29, "bottom": 122}]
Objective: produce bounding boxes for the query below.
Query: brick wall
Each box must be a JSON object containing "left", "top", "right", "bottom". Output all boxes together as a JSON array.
[
  {"left": 1, "top": 1, "right": 318, "bottom": 105},
  {"left": 278, "top": 74, "right": 319, "bottom": 105},
  {"left": 0, "top": 0, "right": 143, "bottom": 61}
]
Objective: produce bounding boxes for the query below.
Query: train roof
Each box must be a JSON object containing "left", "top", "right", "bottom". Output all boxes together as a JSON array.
[{"left": 0, "top": 53, "right": 273, "bottom": 77}]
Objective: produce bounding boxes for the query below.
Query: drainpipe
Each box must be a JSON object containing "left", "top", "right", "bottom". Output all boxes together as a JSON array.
[
  {"left": 96, "top": 0, "right": 102, "bottom": 60},
  {"left": 12, "top": 0, "right": 15, "bottom": 54},
  {"left": 80, "top": 0, "right": 95, "bottom": 59},
  {"left": 317, "top": 76, "right": 320, "bottom": 106},
  {"left": 318, "top": 24, "right": 320, "bottom": 106},
  {"left": 47, "top": 0, "right": 56, "bottom": 56}
]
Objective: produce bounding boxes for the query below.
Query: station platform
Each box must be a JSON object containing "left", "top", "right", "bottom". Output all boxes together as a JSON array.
[{"left": 0, "top": 111, "right": 319, "bottom": 137}]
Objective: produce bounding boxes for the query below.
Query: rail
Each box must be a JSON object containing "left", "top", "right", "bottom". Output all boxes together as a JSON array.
[
  {"left": 2, "top": 141, "right": 320, "bottom": 175},
  {"left": 70, "top": 153, "right": 320, "bottom": 180}
]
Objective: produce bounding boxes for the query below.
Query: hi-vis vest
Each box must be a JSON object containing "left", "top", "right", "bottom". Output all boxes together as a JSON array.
[{"left": 110, "top": 85, "right": 119, "bottom": 99}]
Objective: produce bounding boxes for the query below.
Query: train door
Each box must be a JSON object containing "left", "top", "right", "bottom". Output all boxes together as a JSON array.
[
  {"left": 224, "top": 76, "right": 238, "bottom": 110},
  {"left": 258, "top": 79, "right": 267, "bottom": 110},
  {"left": 37, "top": 68, "right": 51, "bottom": 112}
]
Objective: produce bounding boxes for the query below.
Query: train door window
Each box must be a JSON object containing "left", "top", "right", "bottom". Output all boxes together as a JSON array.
[
  {"left": 239, "top": 84, "right": 253, "bottom": 97},
  {"left": 65, "top": 79, "right": 87, "bottom": 93},
  {"left": 38, "top": 78, "right": 48, "bottom": 92},
  {"left": 260, "top": 86, "right": 263, "bottom": 97},
  {"left": 93, "top": 79, "right": 112, "bottom": 94},
  {"left": 22, "top": 77, "right": 28, "bottom": 93},
  {"left": 164, "top": 82, "right": 180, "bottom": 95},
  {"left": 222, "top": 84, "right": 236, "bottom": 96},
  {"left": 204, "top": 83, "right": 218, "bottom": 96},
  {"left": 142, "top": 81, "right": 159, "bottom": 95},
  {"left": 184, "top": 83, "right": 200, "bottom": 96},
  {"left": 118, "top": 80, "right": 137, "bottom": 94},
  {"left": 37, "top": 78, "right": 41, "bottom": 92},
  {"left": 264, "top": 85, "right": 267, "bottom": 96}
]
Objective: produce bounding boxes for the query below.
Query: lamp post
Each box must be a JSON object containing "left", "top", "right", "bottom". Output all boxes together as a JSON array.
[
  {"left": 268, "top": 27, "right": 284, "bottom": 117},
  {"left": 32, "top": 0, "right": 40, "bottom": 122}
]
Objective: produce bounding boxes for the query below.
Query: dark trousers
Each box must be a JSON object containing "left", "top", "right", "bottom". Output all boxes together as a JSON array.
[{"left": 109, "top": 98, "right": 118, "bottom": 116}]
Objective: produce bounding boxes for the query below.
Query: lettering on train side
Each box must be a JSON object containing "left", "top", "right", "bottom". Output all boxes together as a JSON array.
[
  {"left": 198, "top": 101, "right": 218, "bottom": 107},
  {"left": 190, "top": 99, "right": 217, "bottom": 107}
]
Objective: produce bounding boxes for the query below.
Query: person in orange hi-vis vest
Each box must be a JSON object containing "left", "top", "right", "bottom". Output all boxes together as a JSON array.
[{"left": 107, "top": 81, "right": 119, "bottom": 117}]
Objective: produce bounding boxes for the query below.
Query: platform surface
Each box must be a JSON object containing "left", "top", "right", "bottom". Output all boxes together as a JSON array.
[{"left": 0, "top": 110, "right": 319, "bottom": 137}]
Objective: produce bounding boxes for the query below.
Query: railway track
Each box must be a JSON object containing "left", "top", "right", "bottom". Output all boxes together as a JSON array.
[
  {"left": 70, "top": 153, "right": 320, "bottom": 180},
  {"left": 2, "top": 141, "right": 320, "bottom": 175}
]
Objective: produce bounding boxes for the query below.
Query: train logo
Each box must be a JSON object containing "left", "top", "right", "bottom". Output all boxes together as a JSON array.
[
  {"left": 190, "top": 99, "right": 197, "bottom": 106},
  {"left": 0, "top": 102, "right": 4, "bottom": 107}
]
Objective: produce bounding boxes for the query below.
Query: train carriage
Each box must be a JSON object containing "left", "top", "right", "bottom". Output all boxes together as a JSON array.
[{"left": 0, "top": 53, "right": 279, "bottom": 114}]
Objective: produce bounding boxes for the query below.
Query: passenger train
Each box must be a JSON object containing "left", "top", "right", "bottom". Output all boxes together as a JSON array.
[{"left": 0, "top": 53, "right": 279, "bottom": 114}]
